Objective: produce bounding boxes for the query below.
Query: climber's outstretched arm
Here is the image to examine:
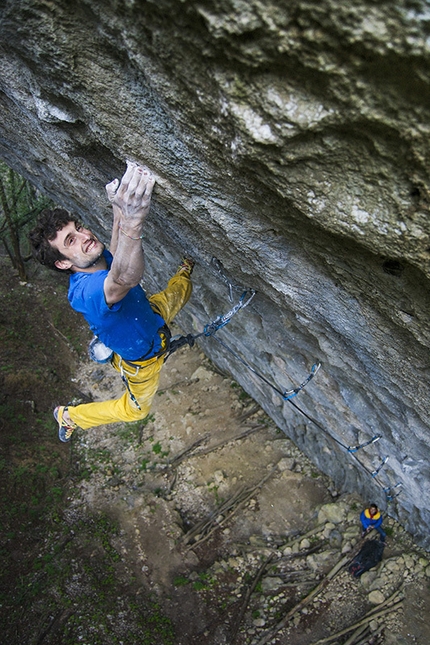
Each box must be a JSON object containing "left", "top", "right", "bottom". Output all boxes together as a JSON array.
[
  {"left": 108, "top": 202, "right": 121, "bottom": 257},
  {"left": 104, "top": 162, "right": 155, "bottom": 305}
]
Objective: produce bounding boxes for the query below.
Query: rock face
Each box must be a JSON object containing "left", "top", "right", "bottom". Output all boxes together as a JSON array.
[{"left": 0, "top": 0, "right": 429, "bottom": 547}]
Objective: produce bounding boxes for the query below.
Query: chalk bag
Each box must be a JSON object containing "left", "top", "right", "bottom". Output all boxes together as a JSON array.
[{"left": 88, "top": 337, "right": 114, "bottom": 364}]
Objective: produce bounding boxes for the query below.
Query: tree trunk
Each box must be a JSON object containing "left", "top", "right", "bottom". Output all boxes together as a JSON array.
[{"left": 0, "top": 177, "right": 27, "bottom": 280}]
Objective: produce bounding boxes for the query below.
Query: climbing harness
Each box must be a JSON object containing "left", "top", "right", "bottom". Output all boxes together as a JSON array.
[
  {"left": 118, "top": 359, "right": 142, "bottom": 411},
  {"left": 88, "top": 336, "right": 142, "bottom": 410}
]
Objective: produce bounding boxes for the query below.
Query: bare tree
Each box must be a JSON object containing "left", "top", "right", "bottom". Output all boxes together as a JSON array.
[{"left": 0, "top": 161, "right": 53, "bottom": 280}]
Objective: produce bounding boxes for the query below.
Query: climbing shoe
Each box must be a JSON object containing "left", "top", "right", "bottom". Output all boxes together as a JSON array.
[
  {"left": 177, "top": 257, "right": 195, "bottom": 276},
  {"left": 54, "top": 406, "right": 78, "bottom": 443}
]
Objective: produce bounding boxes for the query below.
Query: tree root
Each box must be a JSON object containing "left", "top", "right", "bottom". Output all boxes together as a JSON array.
[
  {"left": 169, "top": 423, "right": 264, "bottom": 468},
  {"left": 167, "top": 433, "right": 210, "bottom": 467}
]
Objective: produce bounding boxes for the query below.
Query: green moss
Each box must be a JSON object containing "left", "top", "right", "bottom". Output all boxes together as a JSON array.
[{"left": 173, "top": 575, "right": 189, "bottom": 586}]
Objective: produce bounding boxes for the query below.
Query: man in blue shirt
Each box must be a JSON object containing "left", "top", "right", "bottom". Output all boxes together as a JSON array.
[{"left": 30, "top": 162, "right": 193, "bottom": 441}]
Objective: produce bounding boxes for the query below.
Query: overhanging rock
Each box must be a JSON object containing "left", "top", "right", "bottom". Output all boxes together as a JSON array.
[{"left": 0, "top": 0, "right": 429, "bottom": 548}]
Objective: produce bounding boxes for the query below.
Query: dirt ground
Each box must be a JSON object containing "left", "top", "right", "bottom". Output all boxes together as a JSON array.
[{"left": 1, "top": 257, "right": 430, "bottom": 645}]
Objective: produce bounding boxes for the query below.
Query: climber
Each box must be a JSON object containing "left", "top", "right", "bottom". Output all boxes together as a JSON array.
[
  {"left": 360, "top": 503, "right": 386, "bottom": 542},
  {"left": 29, "top": 161, "right": 194, "bottom": 442}
]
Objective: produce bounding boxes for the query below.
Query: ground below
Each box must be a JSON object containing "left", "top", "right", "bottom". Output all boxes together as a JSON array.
[{"left": 1, "top": 258, "right": 430, "bottom": 645}]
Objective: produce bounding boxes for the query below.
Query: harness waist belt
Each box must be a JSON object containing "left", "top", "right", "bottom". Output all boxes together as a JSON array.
[{"left": 123, "top": 324, "right": 171, "bottom": 366}]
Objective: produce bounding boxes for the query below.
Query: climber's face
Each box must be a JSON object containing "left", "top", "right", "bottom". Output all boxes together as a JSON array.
[{"left": 50, "top": 221, "right": 106, "bottom": 272}]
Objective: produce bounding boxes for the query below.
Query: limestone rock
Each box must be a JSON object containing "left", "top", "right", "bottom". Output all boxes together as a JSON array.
[
  {"left": 328, "top": 529, "right": 343, "bottom": 548},
  {"left": 261, "top": 576, "right": 283, "bottom": 592},
  {"left": 253, "top": 617, "right": 266, "bottom": 627},
  {"left": 323, "top": 522, "right": 336, "bottom": 538},
  {"left": 317, "top": 503, "right": 347, "bottom": 525},
  {"left": 277, "top": 457, "right": 296, "bottom": 472},
  {"left": 360, "top": 571, "right": 378, "bottom": 588},
  {"left": 368, "top": 590, "right": 386, "bottom": 605},
  {"left": 190, "top": 366, "right": 214, "bottom": 381},
  {"left": 307, "top": 549, "right": 337, "bottom": 572},
  {"left": 384, "top": 559, "right": 403, "bottom": 573}
]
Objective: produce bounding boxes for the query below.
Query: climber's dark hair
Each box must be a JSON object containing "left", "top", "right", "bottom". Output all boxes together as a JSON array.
[{"left": 29, "top": 208, "right": 81, "bottom": 273}]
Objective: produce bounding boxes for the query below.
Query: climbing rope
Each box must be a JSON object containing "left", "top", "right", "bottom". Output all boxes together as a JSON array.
[
  {"left": 210, "top": 334, "right": 321, "bottom": 402},
  {"left": 280, "top": 394, "right": 398, "bottom": 501}
]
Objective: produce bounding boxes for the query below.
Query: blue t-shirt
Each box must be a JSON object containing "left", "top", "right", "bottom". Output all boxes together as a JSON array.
[{"left": 68, "top": 250, "right": 165, "bottom": 361}]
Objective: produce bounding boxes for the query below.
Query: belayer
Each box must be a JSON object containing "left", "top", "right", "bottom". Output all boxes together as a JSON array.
[
  {"left": 360, "top": 503, "right": 386, "bottom": 542},
  {"left": 30, "top": 162, "right": 194, "bottom": 442}
]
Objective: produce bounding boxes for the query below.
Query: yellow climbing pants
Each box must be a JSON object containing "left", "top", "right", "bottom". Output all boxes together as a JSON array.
[{"left": 67, "top": 271, "right": 192, "bottom": 430}]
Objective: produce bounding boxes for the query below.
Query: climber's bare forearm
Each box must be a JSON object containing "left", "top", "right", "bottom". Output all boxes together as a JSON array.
[
  {"left": 103, "top": 163, "right": 155, "bottom": 305},
  {"left": 109, "top": 204, "right": 121, "bottom": 255},
  {"left": 104, "top": 236, "right": 145, "bottom": 304}
]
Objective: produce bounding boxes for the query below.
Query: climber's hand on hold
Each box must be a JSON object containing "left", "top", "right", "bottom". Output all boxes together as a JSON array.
[
  {"left": 105, "top": 177, "right": 120, "bottom": 203},
  {"left": 106, "top": 161, "right": 155, "bottom": 223},
  {"left": 105, "top": 161, "right": 138, "bottom": 202}
]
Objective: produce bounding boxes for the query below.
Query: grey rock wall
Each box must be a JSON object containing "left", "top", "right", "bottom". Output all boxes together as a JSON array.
[{"left": 0, "top": 0, "right": 429, "bottom": 547}]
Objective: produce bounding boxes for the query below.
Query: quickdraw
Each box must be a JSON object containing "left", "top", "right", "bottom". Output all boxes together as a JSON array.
[
  {"left": 371, "top": 456, "right": 389, "bottom": 478},
  {"left": 282, "top": 363, "right": 321, "bottom": 400},
  {"left": 203, "top": 290, "right": 256, "bottom": 336},
  {"left": 347, "top": 434, "right": 381, "bottom": 454},
  {"left": 384, "top": 482, "right": 403, "bottom": 502}
]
